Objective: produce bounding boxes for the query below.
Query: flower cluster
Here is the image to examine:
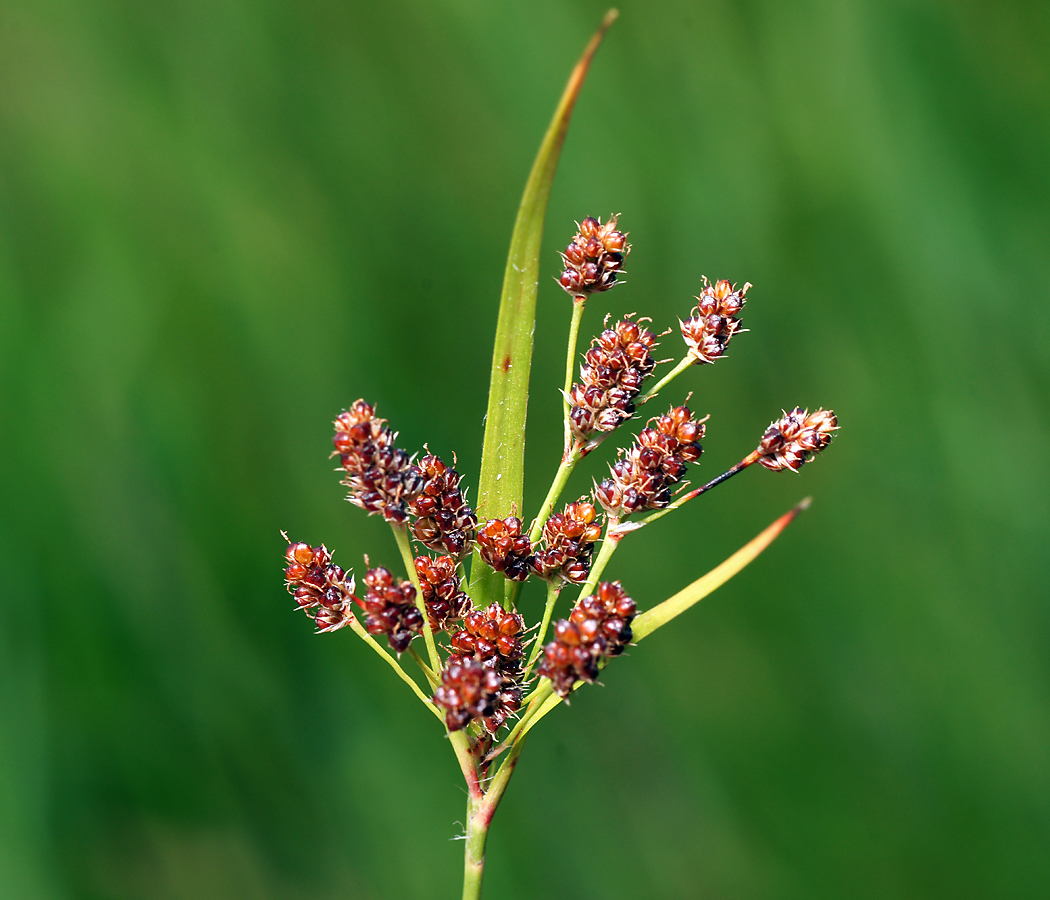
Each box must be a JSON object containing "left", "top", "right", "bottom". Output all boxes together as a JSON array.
[
  {"left": 476, "top": 516, "right": 534, "bottom": 581},
  {"left": 282, "top": 540, "right": 359, "bottom": 633},
  {"left": 362, "top": 566, "right": 423, "bottom": 654},
  {"left": 558, "top": 215, "right": 629, "bottom": 297},
  {"left": 408, "top": 453, "right": 477, "bottom": 558},
  {"left": 680, "top": 277, "right": 750, "bottom": 364},
  {"left": 596, "top": 405, "right": 705, "bottom": 518},
  {"left": 433, "top": 604, "right": 525, "bottom": 733},
  {"left": 538, "top": 581, "right": 636, "bottom": 696},
  {"left": 414, "top": 554, "right": 471, "bottom": 632},
  {"left": 567, "top": 316, "right": 659, "bottom": 441},
  {"left": 333, "top": 401, "right": 423, "bottom": 525},
  {"left": 532, "top": 497, "right": 602, "bottom": 583},
  {"left": 756, "top": 408, "right": 839, "bottom": 472}
]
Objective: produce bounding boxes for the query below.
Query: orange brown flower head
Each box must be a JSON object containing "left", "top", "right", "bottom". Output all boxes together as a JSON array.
[
  {"left": 407, "top": 453, "right": 477, "bottom": 559},
  {"left": 282, "top": 538, "right": 360, "bottom": 633},
  {"left": 537, "top": 581, "right": 637, "bottom": 697},
  {"left": 361, "top": 565, "right": 423, "bottom": 654},
  {"left": 756, "top": 407, "right": 838, "bottom": 472},
  {"left": 567, "top": 315, "right": 659, "bottom": 441},
  {"left": 476, "top": 516, "right": 535, "bottom": 581},
  {"left": 432, "top": 654, "right": 522, "bottom": 734},
  {"left": 532, "top": 497, "right": 602, "bottom": 583},
  {"left": 414, "top": 554, "right": 471, "bottom": 632},
  {"left": 332, "top": 400, "right": 424, "bottom": 525},
  {"left": 595, "top": 405, "right": 706, "bottom": 518},
  {"left": 680, "top": 277, "right": 751, "bottom": 364},
  {"left": 558, "top": 214, "right": 630, "bottom": 297}
]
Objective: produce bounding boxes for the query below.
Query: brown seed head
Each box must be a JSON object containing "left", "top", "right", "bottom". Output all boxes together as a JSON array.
[
  {"left": 532, "top": 497, "right": 602, "bottom": 583},
  {"left": 558, "top": 215, "right": 630, "bottom": 298},
  {"left": 414, "top": 554, "right": 471, "bottom": 632},
  {"left": 432, "top": 654, "right": 523, "bottom": 734},
  {"left": 282, "top": 538, "right": 359, "bottom": 633},
  {"left": 756, "top": 407, "right": 838, "bottom": 472},
  {"left": 361, "top": 565, "right": 422, "bottom": 654},
  {"left": 680, "top": 277, "right": 751, "bottom": 364},
  {"left": 407, "top": 453, "right": 477, "bottom": 559},
  {"left": 476, "top": 516, "right": 534, "bottom": 581}
]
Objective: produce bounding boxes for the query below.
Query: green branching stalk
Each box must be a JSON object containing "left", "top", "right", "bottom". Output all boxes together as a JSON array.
[
  {"left": 528, "top": 442, "right": 585, "bottom": 545},
  {"left": 392, "top": 523, "right": 443, "bottom": 672},
  {"left": 470, "top": 9, "right": 619, "bottom": 611},
  {"left": 637, "top": 355, "right": 695, "bottom": 406},
  {"left": 525, "top": 580, "right": 563, "bottom": 676},
  {"left": 562, "top": 297, "right": 587, "bottom": 448},
  {"left": 348, "top": 618, "right": 444, "bottom": 720}
]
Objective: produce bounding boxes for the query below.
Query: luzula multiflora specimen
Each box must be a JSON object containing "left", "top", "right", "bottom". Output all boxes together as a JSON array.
[{"left": 278, "top": 11, "right": 839, "bottom": 900}]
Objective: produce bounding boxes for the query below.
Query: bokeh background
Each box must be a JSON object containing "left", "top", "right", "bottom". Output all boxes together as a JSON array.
[{"left": 2, "top": 0, "right": 1048, "bottom": 897}]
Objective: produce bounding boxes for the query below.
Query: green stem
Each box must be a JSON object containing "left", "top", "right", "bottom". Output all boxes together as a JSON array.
[
  {"left": 562, "top": 297, "right": 587, "bottom": 449},
  {"left": 391, "top": 524, "right": 443, "bottom": 673},
  {"left": 525, "top": 580, "right": 562, "bottom": 676},
  {"left": 576, "top": 516, "right": 622, "bottom": 598},
  {"left": 348, "top": 619, "right": 444, "bottom": 721},
  {"left": 529, "top": 443, "right": 584, "bottom": 545},
  {"left": 637, "top": 355, "right": 695, "bottom": 406},
  {"left": 407, "top": 645, "right": 440, "bottom": 689}
]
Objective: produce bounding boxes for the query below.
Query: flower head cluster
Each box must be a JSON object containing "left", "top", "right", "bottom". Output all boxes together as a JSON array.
[
  {"left": 538, "top": 581, "right": 636, "bottom": 697},
  {"left": 596, "top": 405, "right": 705, "bottom": 518},
  {"left": 333, "top": 401, "right": 423, "bottom": 524},
  {"left": 756, "top": 408, "right": 838, "bottom": 472},
  {"left": 680, "top": 278, "right": 750, "bottom": 364},
  {"left": 558, "top": 215, "right": 629, "bottom": 297},
  {"left": 532, "top": 497, "right": 602, "bottom": 583},
  {"left": 362, "top": 566, "right": 422, "bottom": 654},
  {"left": 433, "top": 603, "right": 525, "bottom": 733},
  {"left": 476, "top": 516, "right": 534, "bottom": 581},
  {"left": 408, "top": 453, "right": 477, "bottom": 559},
  {"left": 414, "top": 554, "right": 471, "bottom": 632},
  {"left": 283, "top": 540, "right": 359, "bottom": 633},
  {"left": 567, "top": 316, "right": 658, "bottom": 441}
]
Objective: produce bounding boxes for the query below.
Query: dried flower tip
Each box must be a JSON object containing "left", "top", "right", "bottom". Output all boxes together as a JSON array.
[
  {"left": 756, "top": 407, "right": 838, "bottom": 472},
  {"left": 414, "top": 554, "right": 471, "bottom": 632},
  {"left": 282, "top": 539, "right": 359, "bottom": 633},
  {"left": 332, "top": 400, "right": 423, "bottom": 525},
  {"left": 596, "top": 405, "right": 706, "bottom": 518},
  {"left": 537, "top": 581, "right": 637, "bottom": 697},
  {"left": 432, "top": 654, "right": 523, "bottom": 734},
  {"left": 532, "top": 497, "right": 602, "bottom": 583},
  {"left": 362, "top": 565, "right": 422, "bottom": 654},
  {"left": 680, "top": 278, "right": 751, "bottom": 364},
  {"left": 407, "top": 453, "right": 478, "bottom": 559},
  {"left": 568, "top": 316, "right": 659, "bottom": 441},
  {"left": 558, "top": 214, "right": 630, "bottom": 297},
  {"left": 476, "top": 516, "right": 535, "bottom": 581}
]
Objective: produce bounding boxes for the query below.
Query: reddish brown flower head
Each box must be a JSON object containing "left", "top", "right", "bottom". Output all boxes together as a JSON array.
[
  {"left": 407, "top": 453, "right": 477, "bottom": 559},
  {"left": 282, "top": 539, "right": 360, "bottom": 633},
  {"left": 756, "top": 407, "right": 838, "bottom": 472},
  {"left": 596, "top": 405, "right": 706, "bottom": 518},
  {"left": 332, "top": 400, "right": 424, "bottom": 525},
  {"left": 532, "top": 497, "right": 602, "bottom": 583},
  {"left": 537, "top": 581, "right": 637, "bottom": 697},
  {"left": 432, "top": 654, "right": 523, "bottom": 734},
  {"left": 361, "top": 566, "right": 422, "bottom": 654},
  {"left": 414, "top": 554, "right": 471, "bottom": 632},
  {"left": 558, "top": 215, "right": 630, "bottom": 298},
  {"left": 476, "top": 516, "right": 534, "bottom": 581},
  {"left": 568, "top": 316, "right": 659, "bottom": 441},
  {"left": 680, "top": 277, "right": 751, "bottom": 364},
  {"left": 449, "top": 602, "right": 526, "bottom": 670}
]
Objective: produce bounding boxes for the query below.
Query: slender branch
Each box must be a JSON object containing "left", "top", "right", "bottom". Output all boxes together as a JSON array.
[
  {"left": 524, "top": 580, "right": 562, "bottom": 677},
  {"left": 391, "top": 523, "right": 443, "bottom": 672},
  {"left": 637, "top": 355, "right": 694, "bottom": 405},
  {"left": 407, "top": 645, "right": 440, "bottom": 690},
  {"left": 348, "top": 618, "right": 444, "bottom": 720},
  {"left": 575, "top": 516, "right": 622, "bottom": 598},
  {"left": 529, "top": 443, "right": 584, "bottom": 545},
  {"left": 562, "top": 297, "right": 587, "bottom": 448}
]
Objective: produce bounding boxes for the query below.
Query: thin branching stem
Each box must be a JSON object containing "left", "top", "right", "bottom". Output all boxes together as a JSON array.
[
  {"left": 562, "top": 296, "right": 587, "bottom": 448},
  {"left": 391, "top": 523, "right": 443, "bottom": 673},
  {"left": 348, "top": 619, "right": 444, "bottom": 720},
  {"left": 524, "top": 580, "right": 562, "bottom": 676},
  {"left": 637, "top": 355, "right": 694, "bottom": 406}
]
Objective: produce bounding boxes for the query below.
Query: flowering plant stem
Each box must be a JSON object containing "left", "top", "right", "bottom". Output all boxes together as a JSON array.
[{"left": 562, "top": 297, "right": 587, "bottom": 448}]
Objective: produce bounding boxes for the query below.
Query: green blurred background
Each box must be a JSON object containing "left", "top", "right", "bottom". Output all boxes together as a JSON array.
[{"left": 2, "top": 0, "right": 1048, "bottom": 897}]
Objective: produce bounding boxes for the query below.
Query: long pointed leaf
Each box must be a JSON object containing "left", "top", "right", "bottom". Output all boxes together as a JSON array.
[
  {"left": 470, "top": 10, "right": 618, "bottom": 604},
  {"left": 632, "top": 498, "right": 811, "bottom": 642}
]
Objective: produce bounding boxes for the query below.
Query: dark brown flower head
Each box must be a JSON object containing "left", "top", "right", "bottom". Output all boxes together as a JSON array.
[
  {"left": 449, "top": 602, "right": 526, "bottom": 670},
  {"left": 537, "top": 581, "right": 637, "bottom": 697},
  {"left": 332, "top": 400, "right": 424, "bottom": 525},
  {"left": 282, "top": 538, "right": 360, "bottom": 633},
  {"left": 532, "top": 497, "right": 602, "bottom": 583},
  {"left": 407, "top": 453, "right": 477, "bottom": 558},
  {"left": 558, "top": 215, "right": 630, "bottom": 297},
  {"left": 414, "top": 554, "right": 471, "bottom": 632},
  {"left": 567, "top": 316, "right": 659, "bottom": 441},
  {"left": 596, "top": 405, "right": 706, "bottom": 518},
  {"left": 756, "top": 407, "right": 838, "bottom": 472},
  {"left": 432, "top": 654, "right": 523, "bottom": 734},
  {"left": 476, "top": 516, "right": 534, "bottom": 581},
  {"left": 361, "top": 565, "right": 422, "bottom": 654},
  {"left": 680, "top": 277, "right": 751, "bottom": 364}
]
